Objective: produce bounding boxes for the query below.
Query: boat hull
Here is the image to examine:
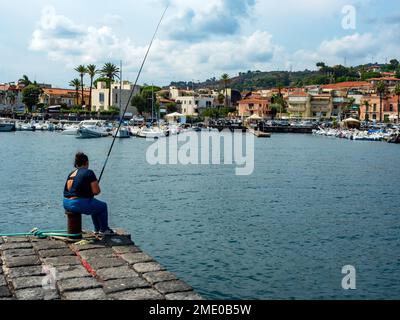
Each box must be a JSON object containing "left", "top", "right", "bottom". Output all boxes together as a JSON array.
[
  {"left": 0, "top": 123, "right": 15, "bottom": 132},
  {"left": 77, "top": 128, "right": 108, "bottom": 139}
]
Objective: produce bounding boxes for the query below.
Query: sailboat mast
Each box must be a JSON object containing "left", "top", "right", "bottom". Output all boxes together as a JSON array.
[{"left": 119, "top": 60, "right": 122, "bottom": 120}]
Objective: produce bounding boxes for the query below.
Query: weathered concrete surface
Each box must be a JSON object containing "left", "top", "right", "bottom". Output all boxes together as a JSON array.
[
  {"left": 95, "top": 266, "right": 140, "bottom": 281},
  {"left": 108, "top": 288, "right": 164, "bottom": 300},
  {"left": 0, "top": 232, "right": 203, "bottom": 301},
  {"left": 102, "top": 277, "right": 150, "bottom": 294},
  {"left": 143, "top": 271, "right": 177, "bottom": 285}
]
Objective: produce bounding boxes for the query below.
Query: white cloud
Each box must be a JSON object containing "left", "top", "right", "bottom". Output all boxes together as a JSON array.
[
  {"left": 27, "top": 2, "right": 400, "bottom": 85},
  {"left": 29, "top": 6, "right": 280, "bottom": 83}
]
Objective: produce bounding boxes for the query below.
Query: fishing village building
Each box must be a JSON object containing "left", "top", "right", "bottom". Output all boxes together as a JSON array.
[
  {"left": 39, "top": 88, "right": 89, "bottom": 108},
  {"left": 238, "top": 95, "right": 271, "bottom": 118},
  {"left": 91, "top": 81, "right": 140, "bottom": 113},
  {"left": 359, "top": 94, "right": 400, "bottom": 122}
]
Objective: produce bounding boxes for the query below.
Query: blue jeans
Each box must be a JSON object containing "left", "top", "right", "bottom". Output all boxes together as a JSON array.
[{"left": 63, "top": 198, "right": 109, "bottom": 233}]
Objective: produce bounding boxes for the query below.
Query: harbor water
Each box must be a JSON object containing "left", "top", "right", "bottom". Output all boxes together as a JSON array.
[{"left": 0, "top": 131, "right": 399, "bottom": 300}]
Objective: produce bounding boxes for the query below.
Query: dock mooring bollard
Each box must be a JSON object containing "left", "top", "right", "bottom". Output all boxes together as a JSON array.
[{"left": 65, "top": 211, "right": 83, "bottom": 240}]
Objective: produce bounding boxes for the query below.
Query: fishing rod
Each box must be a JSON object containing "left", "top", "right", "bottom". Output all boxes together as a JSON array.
[{"left": 98, "top": 6, "right": 168, "bottom": 183}]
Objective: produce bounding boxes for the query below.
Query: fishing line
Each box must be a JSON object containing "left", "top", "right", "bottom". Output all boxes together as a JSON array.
[{"left": 98, "top": 6, "right": 169, "bottom": 182}]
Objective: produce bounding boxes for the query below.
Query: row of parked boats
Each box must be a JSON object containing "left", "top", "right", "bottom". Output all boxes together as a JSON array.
[
  {"left": 0, "top": 118, "right": 219, "bottom": 139},
  {"left": 312, "top": 127, "right": 400, "bottom": 143}
]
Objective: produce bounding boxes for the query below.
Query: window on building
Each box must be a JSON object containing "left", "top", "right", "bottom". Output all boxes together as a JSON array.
[
  {"left": 373, "top": 104, "right": 377, "bottom": 112},
  {"left": 195, "top": 101, "right": 199, "bottom": 105},
  {"left": 373, "top": 114, "right": 377, "bottom": 120},
  {"left": 390, "top": 104, "right": 393, "bottom": 112},
  {"left": 99, "top": 93, "right": 105, "bottom": 103}
]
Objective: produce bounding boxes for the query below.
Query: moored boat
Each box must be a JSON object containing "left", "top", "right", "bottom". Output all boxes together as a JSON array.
[{"left": 0, "top": 118, "right": 15, "bottom": 132}]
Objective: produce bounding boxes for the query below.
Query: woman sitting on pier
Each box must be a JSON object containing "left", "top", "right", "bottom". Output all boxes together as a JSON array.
[{"left": 63, "top": 152, "right": 114, "bottom": 235}]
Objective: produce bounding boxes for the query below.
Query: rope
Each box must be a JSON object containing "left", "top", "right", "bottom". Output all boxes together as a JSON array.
[
  {"left": 98, "top": 5, "right": 169, "bottom": 182},
  {"left": 0, "top": 228, "right": 82, "bottom": 239}
]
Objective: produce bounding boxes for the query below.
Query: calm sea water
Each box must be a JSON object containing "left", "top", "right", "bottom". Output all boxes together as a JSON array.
[{"left": 0, "top": 131, "right": 399, "bottom": 300}]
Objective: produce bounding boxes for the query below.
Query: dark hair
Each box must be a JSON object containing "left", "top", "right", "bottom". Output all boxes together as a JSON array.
[{"left": 74, "top": 152, "right": 89, "bottom": 168}]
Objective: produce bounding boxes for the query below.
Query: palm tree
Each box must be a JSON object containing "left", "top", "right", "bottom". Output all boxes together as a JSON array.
[
  {"left": 395, "top": 83, "right": 400, "bottom": 124},
  {"left": 100, "top": 63, "right": 120, "bottom": 108},
  {"left": 363, "top": 101, "right": 370, "bottom": 123},
  {"left": 220, "top": 73, "right": 230, "bottom": 109},
  {"left": 376, "top": 81, "right": 386, "bottom": 123},
  {"left": 18, "top": 75, "right": 32, "bottom": 87},
  {"left": 69, "top": 79, "right": 81, "bottom": 106},
  {"left": 75, "top": 65, "right": 88, "bottom": 106},
  {"left": 86, "top": 64, "right": 97, "bottom": 112}
]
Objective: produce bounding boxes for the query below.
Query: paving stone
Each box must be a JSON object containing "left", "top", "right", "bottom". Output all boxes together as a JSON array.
[
  {"left": 38, "top": 248, "right": 74, "bottom": 258},
  {"left": 58, "top": 277, "right": 101, "bottom": 292},
  {"left": 133, "top": 262, "right": 165, "bottom": 274},
  {"left": 109, "top": 288, "right": 164, "bottom": 301},
  {"left": 44, "top": 256, "right": 81, "bottom": 267},
  {"left": 155, "top": 280, "right": 193, "bottom": 294},
  {"left": 0, "top": 286, "right": 12, "bottom": 298},
  {"left": 102, "top": 277, "right": 150, "bottom": 294},
  {"left": 121, "top": 252, "right": 154, "bottom": 265},
  {"left": 112, "top": 245, "right": 141, "bottom": 255},
  {"left": 4, "top": 256, "right": 41, "bottom": 268},
  {"left": 33, "top": 241, "right": 68, "bottom": 251},
  {"left": 7, "top": 266, "right": 45, "bottom": 278},
  {"left": 5, "top": 237, "right": 31, "bottom": 243},
  {"left": 95, "top": 266, "right": 140, "bottom": 281},
  {"left": 78, "top": 248, "right": 115, "bottom": 260},
  {"left": 71, "top": 242, "right": 107, "bottom": 252},
  {"left": 166, "top": 292, "right": 205, "bottom": 301},
  {"left": 56, "top": 265, "right": 91, "bottom": 280},
  {"left": 0, "top": 242, "right": 33, "bottom": 250},
  {"left": 84, "top": 257, "right": 125, "bottom": 270},
  {"left": 15, "top": 288, "right": 59, "bottom": 300},
  {"left": 12, "top": 276, "right": 45, "bottom": 290},
  {"left": 0, "top": 276, "right": 6, "bottom": 286},
  {"left": 105, "top": 236, "right": 134, "bottom": 247},
  {"left": 63, "top": 288, "right": 108, "bottom": 300},
  {"left": 142, "top": 271, "right": 177, "bottom": 285},
  {"left": 2, "top": 248, "right": 36, "bottom": 259}
]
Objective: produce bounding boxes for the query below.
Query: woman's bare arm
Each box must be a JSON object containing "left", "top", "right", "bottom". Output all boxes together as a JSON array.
[{"left": 91, "top": 181, "right": 101, "bottom": 196}]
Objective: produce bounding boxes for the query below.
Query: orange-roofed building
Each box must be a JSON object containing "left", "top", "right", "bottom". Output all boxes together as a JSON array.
[
  {"left": 320, "top": 81, "right": 373, "bottom": 92},
  {"left": 40, "top": 88, "right": 89, "bottom": 107},
  {"left": 359, "top": 94, "right": 399, "bottom": 123},
  {"left": 238, "top": 96, "right": 271, "bottom": 118},
  {"left": 369, "top": 77, "right": 400, "bottom": 87},
  {"left": 288, "top": 91, "right": 334, "bottom": 119}
]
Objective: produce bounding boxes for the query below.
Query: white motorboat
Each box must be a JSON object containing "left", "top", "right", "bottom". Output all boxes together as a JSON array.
[
  {"left": 128, "top": 126, "right": 141, "bottom": 137},
  {"left": 77, "top": 120, "right": 109, "bottom": 139},
  {"left": 62, "top": 124, "right": 79, "bottom": 136},
  {"left": 21, "top": 122, "right": 36, "bottom": 131},
  {"left": 137, "top": 126, "right": 167, "bottom": 139},
  {"left": 112, "top": 126, "right": 131, "bottom": 139}
]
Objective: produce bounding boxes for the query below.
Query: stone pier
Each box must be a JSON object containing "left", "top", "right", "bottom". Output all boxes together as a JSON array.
[{"left": 0, "top": 232, "right": 204, "bottom": 300}]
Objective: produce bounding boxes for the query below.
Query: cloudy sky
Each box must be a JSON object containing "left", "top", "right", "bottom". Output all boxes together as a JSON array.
[{"left": 0, "top": 0, "right": 399, "bottom": 87}]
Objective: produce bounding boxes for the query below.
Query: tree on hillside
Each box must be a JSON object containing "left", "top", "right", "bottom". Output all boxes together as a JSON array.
[
  {"left": 22, "top": 84, "right": 43, "bottom": 112},
  {"left": 75, "top": 65, "right": 88, "bottom": 106},
  {"left": 100, "top": 63, "right": 120, "bottom": 108},
  {"left": 86, "top": 64, "right": 97, "bottom": 111},
  {"left": 389, "top": 59, "right": 399, "bottom": 71},
  {"left": 69, "top": 79, "right": 81, "bottom": 106}
]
